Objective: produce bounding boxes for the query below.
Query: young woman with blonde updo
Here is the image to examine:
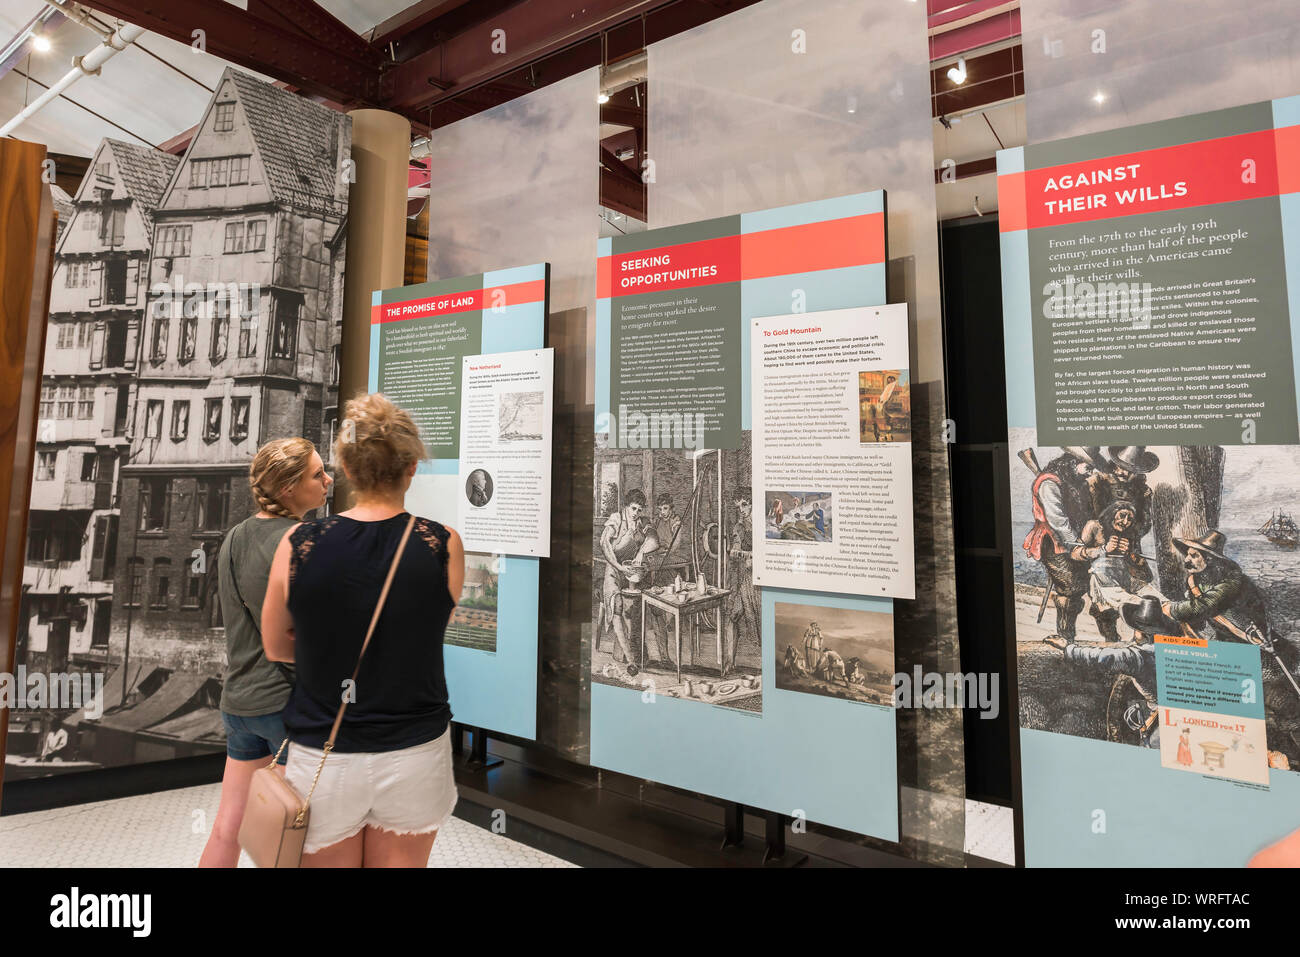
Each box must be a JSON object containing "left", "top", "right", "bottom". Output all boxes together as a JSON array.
[
  {"left": 198, "top": 437, "right": 332, "bottom": 868},
  {"left": 261, "top": 393, "right": 465, "bottom": 867}
]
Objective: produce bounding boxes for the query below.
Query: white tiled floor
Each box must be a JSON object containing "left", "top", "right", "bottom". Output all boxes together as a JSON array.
[
  {"left": 0, "top": 783, "right": 577, "bottom": 868},
  {"left": 963, "top": 799, "right": 1015, "bottom": 865},
  {"left": 0, "top": 784, "right": 1016, "bottom": 867}
]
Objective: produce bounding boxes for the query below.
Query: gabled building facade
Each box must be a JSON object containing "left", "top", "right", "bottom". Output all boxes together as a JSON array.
[
  {"left": 111, "top": 68, "right": 350, "bottom": 672},
  {"left": 21, "top": 140, "right": 178, "bottom": 675}
]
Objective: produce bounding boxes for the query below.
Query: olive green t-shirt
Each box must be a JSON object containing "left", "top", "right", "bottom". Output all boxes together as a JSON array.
[{"left": 218, "top": 515, "right": 296, "bottom": 715}]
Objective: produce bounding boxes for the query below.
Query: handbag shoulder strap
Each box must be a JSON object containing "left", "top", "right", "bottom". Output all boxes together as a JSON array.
[{"left": 323, "top": 514, "right": 416, "bottom": 749}]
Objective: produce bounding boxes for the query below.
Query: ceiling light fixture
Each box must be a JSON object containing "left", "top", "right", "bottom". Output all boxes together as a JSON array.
[
  {"left": 32, "top": 34, "right": 51, "bottom": 53},
  {"left": 947, "top": 57, "right": 967, "bottom": 85},
  {"left": 597, "top": 91, "right": 610, "bottom": 104},
  {"left": 1093, "top": 90, "right": 1106, "bottom": 104}
]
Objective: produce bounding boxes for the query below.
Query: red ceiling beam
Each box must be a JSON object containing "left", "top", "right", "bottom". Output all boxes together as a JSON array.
[
  {"left": 370, "top": 0, "right": 479, "bottom": 49},
  {"left": 77, "top": 0, "right": 385, "bottom": 103},
  {"left": 385, "top": 0, "right": 677, "bottom": 114}
]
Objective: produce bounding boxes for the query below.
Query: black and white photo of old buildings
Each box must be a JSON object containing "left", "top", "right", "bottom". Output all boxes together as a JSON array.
[{"left": 11, "top": 68, "right": 350, "bottom": 777}]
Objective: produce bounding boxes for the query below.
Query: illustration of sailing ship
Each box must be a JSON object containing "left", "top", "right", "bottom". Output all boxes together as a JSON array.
[{"left": 1258, "top": 510, "right": 1300, "bottom": 549}]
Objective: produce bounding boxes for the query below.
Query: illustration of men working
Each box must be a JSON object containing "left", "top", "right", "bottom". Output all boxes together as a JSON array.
[{"left": 599, "top": 488, "right": 648, "bottom": 676}]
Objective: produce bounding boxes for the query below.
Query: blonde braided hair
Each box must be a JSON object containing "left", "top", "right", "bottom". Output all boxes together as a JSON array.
[{"left": 249, "top": 437, "right": 316, "bottom": 520}]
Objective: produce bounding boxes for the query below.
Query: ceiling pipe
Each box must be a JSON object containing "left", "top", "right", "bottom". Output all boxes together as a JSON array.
[{"left": 0, "top": 18, "right": 144, "bottom": 137}]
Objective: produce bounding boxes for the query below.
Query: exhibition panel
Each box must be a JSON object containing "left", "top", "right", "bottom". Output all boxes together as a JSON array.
[
  {"left": 1003, "top": 0, "right": 1300, "bottom": 867},
  {"left": 421, "top": 68, "right": 599, "bottom": 758},
  {"left": 591, "top": 192, "right": 901, "bottom": 840},
  {"left": 646, "top": 0, "right": 965, "bottom": 862},
  {"left": 370, "top": 265, "right": 552, "bottom": 740}
]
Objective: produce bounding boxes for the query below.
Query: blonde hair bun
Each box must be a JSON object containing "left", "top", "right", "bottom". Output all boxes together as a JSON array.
[{"left": 334, "top": 392, "right": 426, "bottom": 493}]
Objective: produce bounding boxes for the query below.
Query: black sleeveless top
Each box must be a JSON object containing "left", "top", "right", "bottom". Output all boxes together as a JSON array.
[{"left": 283, "top": 513, "right": 454, "bottom": 753}]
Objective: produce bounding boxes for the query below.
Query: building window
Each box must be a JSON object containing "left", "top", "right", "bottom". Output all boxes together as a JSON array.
[
  {"left": 144, "top": 399, "right": 163, "bottom": 439},
  {"left": 183, "top": 568, "right": 204, "bottom": 609},
  {"left": 57, "top": 384, "right": 75, "bottom": 419},
  {"left": 230, "top": 397, "right": 250, "bottom": 442},
  {"left": 139, "top": 477, "right": 170, "bottom": 532},
  {"left": 171, "top": 400, "right": 189, "bottom": 441},
  {"left": 77, "top": 384, "right": 94, "bottom": 419},
  {"left": 57, "top": 323, "right": 75, "bottom": 348},
  {"left": 96, "top": 161, "right": 111, "bottom": 178},
  {"left": 151, "top": 315, "right": 168, "bottom": 361},
  {"left": 39, "top": 384, "right": 54, "bottom": 419},
  {"left": 271, "top": 295, "right": 299, "bottom": 359},
  {"left": 238, "top": 310, "right": 258, "bottom": 358},
  {"left": 245, "top": 219, "right": 266, "bottom": 251},
  {"left": 224, "top": 221, "right": 245, "bottom": 254},
  {"left": 214, "top": 101, "right": 235, "bottom": 132},
  {"left": 156, "top": 225, "right": 192, "bottom": 258},
  {"left": 80, "top": 452, "right": 98, "bottom": 482},
  {"left": 211, "top": 297, "right": 229, "bottom": 359},
  {"left": 210, "top": 158, "right": 229, "bottom": 187},
  {"left": 104, "top": 257, "right": 127, "bottom": 304},
  {"left": 125, "top": 558, "right": 144, "bottom": 608},
  {"left": 189, "top": 162, "right": 208, "bottom": 188},
  {"left": 203, "top": 398, "right": 222, "bottom": 442},
  {"left": 179, "top": 314, "right": 197, "bottom": 361},
  {"left": 195, "top": 478, "right": 229, "bottom": 532},
  {"left": 35, "top": 451, "right": 55, "bottom": 481},
  {"left": 229, "top": 156, "right": 250, "bottom": 185},
  {"left": 99, "top": 206, "right": 125, "bottom": 247},
  {"left": 78, "top": 320, "right": 93, "bottom": 348},
  {"left": 151, "top": 558, "right": 171, "bottom": 609}
]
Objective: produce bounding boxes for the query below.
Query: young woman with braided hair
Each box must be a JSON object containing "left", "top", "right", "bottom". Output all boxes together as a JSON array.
[{"left": 199, "top": 437, "right": 332, "bottom": 867}]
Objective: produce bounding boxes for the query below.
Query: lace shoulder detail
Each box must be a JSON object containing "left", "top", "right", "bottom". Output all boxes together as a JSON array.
[
  {"left": 413, "top": 517, "right": 453, "bottom": 598},
  {"left": 289, "top": 515, "right": 343, "bottom": 587},
  {"left": 413, "top": 516, "right": 450, "bottom": 556}
]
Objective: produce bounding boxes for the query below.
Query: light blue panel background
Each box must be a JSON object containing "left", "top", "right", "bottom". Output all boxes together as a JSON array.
[
  {"left": 740, "top": 264, "right": 887, "bottom": 430},
  {"left": 1278, "top": 194, "right": 1300, "bottom": 407},
  {"left": 595, "top": 296, "right": 611, "bottom": 422},
  {"left": 739, "top": 190, "right": 884, "bottom": 232},
  {"left": 1021, "top": 729, "right": 1300, "bottom": 866},
  {"left": 998, "top": 228, "right": 1036, "bottom": 430},
  {"left": 369, "top": 272, "right": 547, "bottom": 740},
  {"left": 1273, "top": 93, "right": 1300, "bottom": 128},
  {"left": 591, "top": 587, "right": 899, "bottom": 839},
  {"left": 996, "top": 145, "right": 1025, "bottom": 176},
  {"left": 444, "top": 555, "right": 539, "bottom": 738}
]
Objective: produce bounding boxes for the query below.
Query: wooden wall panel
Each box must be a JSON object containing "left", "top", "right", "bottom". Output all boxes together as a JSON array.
[{"left": 0, "top": 138, "right": 56, "bottom": 803}]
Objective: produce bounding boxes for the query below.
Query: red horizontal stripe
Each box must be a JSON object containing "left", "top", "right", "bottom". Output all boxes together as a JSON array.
[
  {"left": 606, "top": 235, "right": 740, "bottom": 296},
  {"left": 1023, "top": 128, "right": 1282, "bottom": 230}
]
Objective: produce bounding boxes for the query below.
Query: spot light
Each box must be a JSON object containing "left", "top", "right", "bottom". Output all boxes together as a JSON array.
[
  {"left": 32, "top": 34, "right": 52, "bottom": 53},
  {"left": 597, "top": 91, "right": 610, "bottom": 104},
  {"left": 947, "top": 57, "right": 967, "bottom": 85},
  {"left": 1093, "top": 90, "right": 1106, "bottom": 105}
]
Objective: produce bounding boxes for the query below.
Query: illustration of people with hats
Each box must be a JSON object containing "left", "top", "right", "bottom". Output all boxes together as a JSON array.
[
  {"left": 1160, "top": 529, "right": 1300, "bottom": 768},
  {"left": 1043, "top": 601, "right": 1174, "bottom": 749},
  {"left": 1023, "top": 447, "right": 1106, "bottom": 642},
  {"left": 1094, "top": 446, "right": 1159, "bottom": 538},
  {"left": 1070, "top": 500, "right": 1156, "bottom": 641}
]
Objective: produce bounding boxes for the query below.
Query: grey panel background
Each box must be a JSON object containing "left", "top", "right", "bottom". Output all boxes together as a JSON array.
[{"left": 648, "top": 0, "right": 964, "bottom": 864}]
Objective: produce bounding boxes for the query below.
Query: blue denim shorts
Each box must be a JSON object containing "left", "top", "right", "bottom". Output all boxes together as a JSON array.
[{"left": 221, "top": 711, "right": 289, "bottom": 764}]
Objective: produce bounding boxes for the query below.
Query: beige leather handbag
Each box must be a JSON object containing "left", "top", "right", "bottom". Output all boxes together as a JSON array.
[{"left": 238, "top": 515, "right": 416, "bottom": 868}]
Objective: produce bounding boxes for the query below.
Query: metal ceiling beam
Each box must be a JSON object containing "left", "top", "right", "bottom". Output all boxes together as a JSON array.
[
  {"left": 369, "top": 0, "right": 478, "bottom": 49},
  {"left": 76, "top": 0, "right": 384, "bottom": 103},
  {"left": 385, "top": 0, "right": 673, "bottom": 113}
]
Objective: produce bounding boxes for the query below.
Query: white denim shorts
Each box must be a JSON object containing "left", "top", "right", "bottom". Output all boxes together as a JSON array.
[{"left": 285, "top": 726, "right": 458, "bottom": 854}]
